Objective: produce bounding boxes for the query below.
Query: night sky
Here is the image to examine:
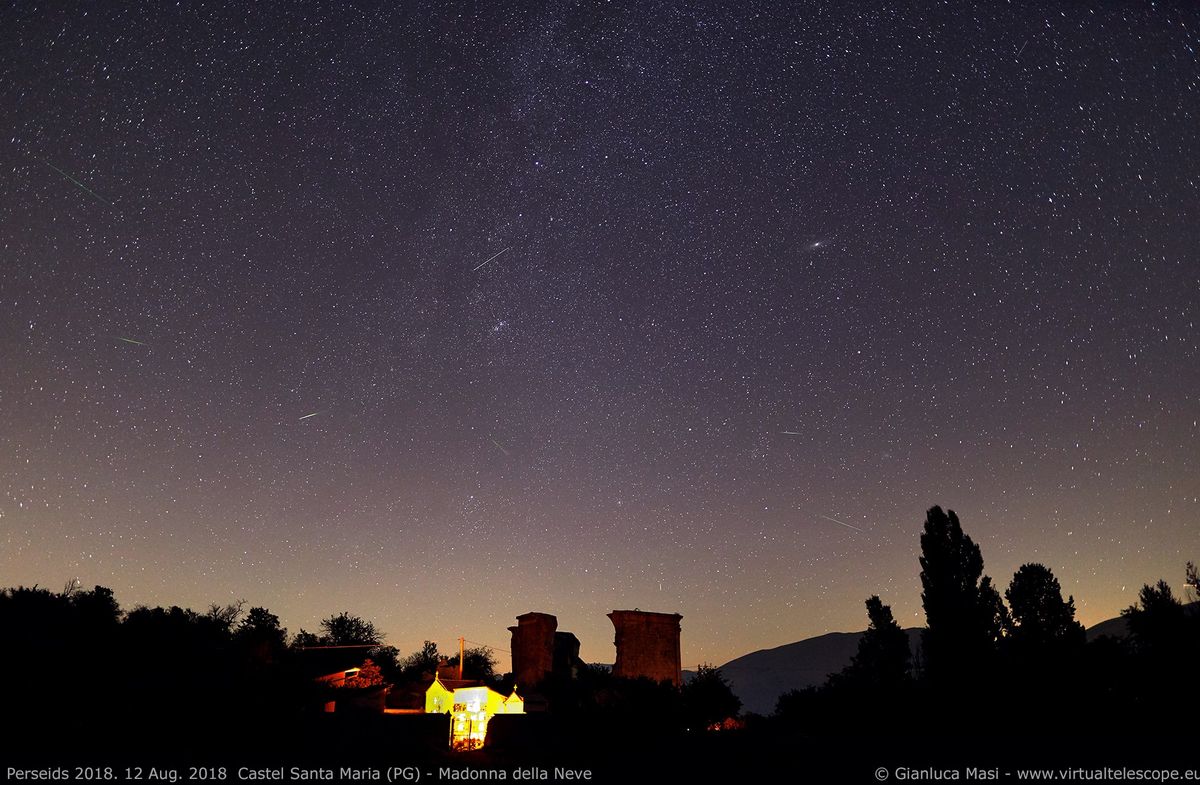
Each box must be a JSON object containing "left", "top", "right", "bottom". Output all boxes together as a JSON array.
[{"left": 2, "top": 2, "right": 1198, "bottom": 670}]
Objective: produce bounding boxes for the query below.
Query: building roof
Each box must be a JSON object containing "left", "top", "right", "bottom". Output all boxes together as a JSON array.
[
  {"left": 296, "top": 648, "right": 373, "bottom": 680},
  {"left": 515, "top": 611, "right": 558, "bottom": 622},
  {"left": 608, "top": 609, "right": 683, "bottom": 623},
  {"left": 430, "top": 676, "right": 484, "bottom": 691}
]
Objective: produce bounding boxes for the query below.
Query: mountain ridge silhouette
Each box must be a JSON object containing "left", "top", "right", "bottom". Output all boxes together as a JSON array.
[{"left": 706, "top": 607, "right": 1184, "bottom": 715}]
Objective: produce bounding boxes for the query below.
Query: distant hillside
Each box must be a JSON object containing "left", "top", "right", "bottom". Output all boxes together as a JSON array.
[
  {"left": 1085, "top": 613, "right": 1129, "bottom": 641},
  {"left": 1084, "top": 601, "right": 1198, "bottom": 642},
  {"left": 713, "top": 628, "right": 922, "bottom": 716},
  {"left": 711, "top": 604, "right": 1191, "bottom": 715}
]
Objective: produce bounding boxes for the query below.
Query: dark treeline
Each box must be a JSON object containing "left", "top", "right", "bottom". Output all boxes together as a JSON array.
[
  {"left": 2, "top": 588, "right": 309, "bottom": 734},
  {"left": 773, "top": 506, "right": 1200, "bottom": 740},
  {"left": 0, "top": 586, "right": 499, "bottom": 724},
  {"left": 3, "top": 505, "right": 1197, "bottom": 778},
  {"left": 0, "top": 580, "right": 740, "bottom": 768}
]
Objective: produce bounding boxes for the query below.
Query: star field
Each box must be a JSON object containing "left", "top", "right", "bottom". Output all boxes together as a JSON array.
[{"left": 2, "top": 1, "right": 1198, "bottom": 669}]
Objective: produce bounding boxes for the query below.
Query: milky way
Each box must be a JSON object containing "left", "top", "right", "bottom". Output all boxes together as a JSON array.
[{"left": 2, "top": 2, "right": 1197, "bottom": 669}]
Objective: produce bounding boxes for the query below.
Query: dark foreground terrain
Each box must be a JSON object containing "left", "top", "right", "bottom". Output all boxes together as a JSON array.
[{"left": 5, "top": 705, "right": 1197, "bottom": 785}]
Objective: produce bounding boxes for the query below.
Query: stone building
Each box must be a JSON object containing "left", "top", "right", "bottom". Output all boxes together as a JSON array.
[
  {"left": 508, "top": 612, "right": 558, "bottom": 688},
  {"left": 608, "top": 609, "right": 683, "bottom": 686}
]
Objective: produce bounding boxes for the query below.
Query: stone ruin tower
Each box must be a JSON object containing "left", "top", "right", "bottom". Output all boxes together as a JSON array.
[
  {"left": 508, "top": 612, "right": 586, "bottom": 689},
  {"left": 608, "top": 609, "right": 683, "bottom": 686},
  {"left": 508, "top": 611, "right": 558, "bottom": 689}
]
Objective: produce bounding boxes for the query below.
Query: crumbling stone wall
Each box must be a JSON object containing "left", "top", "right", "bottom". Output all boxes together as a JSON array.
[{"left": 608, "top": 610, "right": 682, "bottom": 686}]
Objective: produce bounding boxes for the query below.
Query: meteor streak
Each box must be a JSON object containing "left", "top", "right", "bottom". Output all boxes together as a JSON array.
[
  {"left": 472, "top": 247, "right": 510, "bottom": 272},
  {"left": 490, "top": 438, "right": 511, "bottom": 456},
  {"left": 298, "top": 411, "right": 323, "bottom": 420},
  {"left": 37, "top": 158, "right": 112, "bottom": 206},
  {"left": 116, "top": 336, "right": 147, "bottom": 346},
  {"left": 819, "top": 514, "right": 864, "bottom": 533}
]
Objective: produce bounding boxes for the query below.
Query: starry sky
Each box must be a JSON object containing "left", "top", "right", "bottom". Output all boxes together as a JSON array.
[{"left": 2, "top": 1, "right": 1198, "bottom": 671}]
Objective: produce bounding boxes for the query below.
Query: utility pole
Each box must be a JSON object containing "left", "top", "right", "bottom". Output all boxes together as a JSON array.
[{"left": 459, "top": 636, "right": 465, "bottom": 680}]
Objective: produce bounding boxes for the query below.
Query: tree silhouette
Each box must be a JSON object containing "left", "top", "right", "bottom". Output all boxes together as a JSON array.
[
  {"left": 681, "top": 664, "right": 741, "bottom": 731},
  {"left": 205, "top": 600, "right": 245, "bottom": 631},
  {"left": 347, "top": 659, "right": 386, "bottom": 688},
  {"left": 1123, "top": 580, "right": 1186, "bottom": 656},
  {"left": 999, "top": 563, "right": 1086, "bottom": 714},
  {"left": 399, "top": 640, "right": 441, "bottom": 681},
  {"left": 1, "top": 584, "right": 123, "bottom": 713},
  {"left": 832, "top": 595, "right": 912, "bottom": 691},
  {"left": 774, "top": 686, "right": 813, "bottom": 720},
  {"left": 447, "top": 646, "right": 499, "bottom": 682},
  {"left": 1005, "top": 563, "right": 1084, "bottom": 652},
  {"left": 918, "top": 506, "right": 1001, "bottom": 684},
  {"left": 1120, "top": 575, "right": 1199, "bottom": 716},
  {"left": 319, "top": 611, "right": 383, "bottom": 646},
  {"left": 70, "top": 584, "right": 121, "bottom": 629},
  {"left": 292, "top": 629, "right": 323, "bottom": 648},
  {"left": 235, "top": 606, "right": 288, "bottom": 664},
  {"left": 979, "top": 576, "right": 1010, "bottom": 646},
  {"left": 367, "top": 644, "right": 401, "bottom": 681}
]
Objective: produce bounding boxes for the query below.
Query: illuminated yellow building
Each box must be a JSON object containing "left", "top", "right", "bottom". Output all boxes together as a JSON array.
[{"left": 424, "top": 676, "right": 524, "bottom": 749}]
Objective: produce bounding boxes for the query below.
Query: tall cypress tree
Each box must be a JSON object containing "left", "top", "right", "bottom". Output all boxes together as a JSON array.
[{"left": 918, "top": 506, "right": 1002, "bottom": 685}]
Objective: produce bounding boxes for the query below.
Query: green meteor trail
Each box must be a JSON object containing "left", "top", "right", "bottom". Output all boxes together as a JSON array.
[{"left": 37, "top": 158, "right": 112, "bottom": 206}]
